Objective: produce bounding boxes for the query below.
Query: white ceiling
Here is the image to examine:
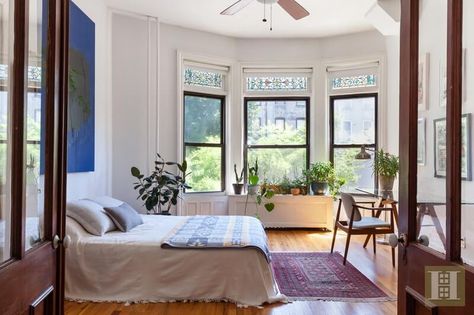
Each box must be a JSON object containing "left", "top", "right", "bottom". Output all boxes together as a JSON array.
[{"left": 104, "top": 0, "right": 377, "bottom": 38}]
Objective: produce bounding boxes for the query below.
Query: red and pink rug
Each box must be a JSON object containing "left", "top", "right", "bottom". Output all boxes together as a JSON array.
[{"left": 271, "top": 252, "right": 395, "bottom": 302}]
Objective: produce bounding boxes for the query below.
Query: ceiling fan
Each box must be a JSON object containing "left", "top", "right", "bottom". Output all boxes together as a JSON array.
[{"left": 221, "top": 0, "right": 310, "bottom": 21}]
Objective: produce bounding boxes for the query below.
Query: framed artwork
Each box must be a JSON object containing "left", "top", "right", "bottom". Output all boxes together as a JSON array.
[
  {"left": 434, "top": 114, "right": 472, "bottom": 180},
  {"left": 418, "top": 53, "right": 430, "bottom": 111},
  {"left": 67, "top": 1, "right": 96, "bottom": 173},
  {"left": 418, "top": 118, "right": 426, "bottom": 165}
]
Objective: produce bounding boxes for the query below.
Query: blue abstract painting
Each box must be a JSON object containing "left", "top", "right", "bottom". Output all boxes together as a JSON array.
[{"left": 68, "top": 1, "right": 95, "bottom": 173}]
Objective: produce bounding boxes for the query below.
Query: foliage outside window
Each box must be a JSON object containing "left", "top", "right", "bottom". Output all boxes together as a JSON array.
[
  {"left": 183, "top": 93, "right": 225, "bottom": 192},
  {"left": 245, "top": 98, "right": 309, "bottom": 184},
  {"left": 330, "top": 94, "right": 377, "bottom": 190}
]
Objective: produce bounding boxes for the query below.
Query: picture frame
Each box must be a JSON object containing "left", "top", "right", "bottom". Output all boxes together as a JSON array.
[
  {"left": 418, "top": 53, "right": 430, "bottom": 111},
  {"left": 418, "top": 118, "right": 426, "bottom": 165},
  {"left": 434, "top": 114, "right": 472, "bottom": 180}
]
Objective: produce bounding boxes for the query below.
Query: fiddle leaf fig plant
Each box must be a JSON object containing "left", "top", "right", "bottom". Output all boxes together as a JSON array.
[{"left": 131, "top": 153, "right": 191, "bottom": 214}]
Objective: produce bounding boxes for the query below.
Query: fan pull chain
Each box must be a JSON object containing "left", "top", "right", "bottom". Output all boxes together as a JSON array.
[
  {"left": 270, "top": 4, "right": 273, "bottom": 31},
  {"left": 263, "top": 0, "right": 267, "bottom": 22}
]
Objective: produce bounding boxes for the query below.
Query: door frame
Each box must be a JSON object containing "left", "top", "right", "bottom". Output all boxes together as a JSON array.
[
  {"left": 398, "top": 0, "right": 474, "bottom": 314},
  {"left": 0, "top": 0, "right": 69, "bottom": 314}
]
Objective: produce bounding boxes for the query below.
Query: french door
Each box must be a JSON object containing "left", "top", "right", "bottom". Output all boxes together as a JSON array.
[
  {"left": 0, "top": 0, "right": 68, "bottom": 314},
  {"left": 397, "top": 0, "right": 474, "bottom": 314}
]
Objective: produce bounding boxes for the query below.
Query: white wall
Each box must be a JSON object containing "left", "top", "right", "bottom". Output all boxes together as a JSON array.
[
  {"left": 109, "top": 17, "right": 391, "bottom": 212},
  {"left": 67, "top": 0, "right": 111, "bottom": 201}
]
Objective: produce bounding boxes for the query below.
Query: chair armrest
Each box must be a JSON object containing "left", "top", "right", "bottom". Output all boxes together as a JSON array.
[
  {"left": 354, "top": 201, "right": 377, "bottom": 205},
  {"left": 356, "top": 205, "right": 394, "bottom": 211}
]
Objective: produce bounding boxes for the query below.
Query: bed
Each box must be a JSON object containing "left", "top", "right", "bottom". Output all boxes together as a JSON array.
[{"left": 65, "top": 214, "right": 286, "bottom": 307}]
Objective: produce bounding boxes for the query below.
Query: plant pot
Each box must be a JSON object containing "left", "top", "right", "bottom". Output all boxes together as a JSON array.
[
  {"left": 379, "top": 175, "right": 395, "bottom": 191},
  {"left": 233, "top": 183, "right": 244, "bottom": 195},
  {"left": 290, "top": 188, "right": 301, "bottom": 196},
  {"left": 311, "top": 182, "right": 329, "bottom": 195},
  {"left": 247, "top": 184, "right": 260, "bottom": 195}
]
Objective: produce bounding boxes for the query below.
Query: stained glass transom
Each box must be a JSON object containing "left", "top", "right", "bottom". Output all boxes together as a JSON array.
[
  {"left": 0, "top": 64, "right": 42, "bottom": 83},
  {"left": 246, "top": 76, "right": 308, "bottom": 92},
  {"left": 184, "top": 68, "right": 223, "bottom": 89},
  {"left": 331, "top": 74, "right": 377, "bottom": 90}
]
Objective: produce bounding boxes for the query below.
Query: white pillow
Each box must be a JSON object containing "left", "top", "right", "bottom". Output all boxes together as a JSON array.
[
  {"left": 66, "top": 200, "right": 116, "bottom": 236},
  {"left": 86, "top": 196, "right": 124, "bottom": 208}
]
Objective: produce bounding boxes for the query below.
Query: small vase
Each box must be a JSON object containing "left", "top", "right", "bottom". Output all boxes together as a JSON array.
[
  {"left": 311, "top": 182, "right": 329, "bottom": 195},
  {"left": 233, "top": 183, "right": 244, "bottom": 195},
  {"left": 379, "top": 175, "right": 395, "bottom": 191}
]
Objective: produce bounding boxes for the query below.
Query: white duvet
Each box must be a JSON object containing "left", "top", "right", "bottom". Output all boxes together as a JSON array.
[{"left": 65, "top": 215, "right": 286, "bottom": 307}]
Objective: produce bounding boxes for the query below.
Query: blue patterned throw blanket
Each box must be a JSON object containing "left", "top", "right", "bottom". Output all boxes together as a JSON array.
[{"left": 161, "top": 216, "right": 271, "bottom": 262}]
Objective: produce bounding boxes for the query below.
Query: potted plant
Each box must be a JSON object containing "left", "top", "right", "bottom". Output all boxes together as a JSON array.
[
  {"left": 290, "top": 177, "right": 305, "bottom": 196},
  {"left": 279, "top": 175, "right": 292, "bottom": 195},
  {"left": 304, "top": 162, "right": 334, "bottom": 195},
  {"left": 244, "top": 180, "right": 275, "bottom": 218},
  {"left": 233, "top": 164, "right": 244, "bottom": 194},
  {"left": 247, "top": 159, "right": 260, "bottom": 195},
  {"left": 373, "top": 149, "right": 399, "bottom": 191},
  {"left": 131, "top": 153, "right": 190, "bottom": 215}
]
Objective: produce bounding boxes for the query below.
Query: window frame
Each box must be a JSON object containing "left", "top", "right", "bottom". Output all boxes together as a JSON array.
[
  {"left": 183, "top": 91, "right": 226, "bottom": 193},
  {"left": 329, "top": 93, "right": 379, "bottom": 189},
  {"left": 244, "top": 96, "right": 310, "bottom": 181}
]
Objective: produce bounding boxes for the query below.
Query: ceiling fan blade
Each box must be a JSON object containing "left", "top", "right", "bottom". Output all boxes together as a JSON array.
[
  {"left": 278, "top": 0, "right": 310, "bottom": 20},
  {"left": 220, "top": 0, "right": 255, "bottom": 15}
]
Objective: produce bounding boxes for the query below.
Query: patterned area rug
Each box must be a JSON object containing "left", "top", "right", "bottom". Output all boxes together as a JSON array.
[{"left": 271, "top": 252, "right": 395, "bottom": 302}]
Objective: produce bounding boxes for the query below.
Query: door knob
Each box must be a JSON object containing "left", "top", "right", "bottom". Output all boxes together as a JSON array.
[
  {"left": 53, "top": 235, "right": 71, "bottom": 249},
  {"left": 388, "top": 233, "right": 429, "bottom": 248},
  {"left": 389, "top": 233, "right": 408, "bottom": 248}
]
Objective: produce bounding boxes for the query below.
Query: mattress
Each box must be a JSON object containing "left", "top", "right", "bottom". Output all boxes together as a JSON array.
[{"left": 65, "top": 215, "right": 285, "bottom": 307}]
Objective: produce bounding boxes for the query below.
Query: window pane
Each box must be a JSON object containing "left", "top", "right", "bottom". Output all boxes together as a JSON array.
[
  {"left": 331, "top": 74, "right": 377, "bottom": 90},
  {"left": 185, "top": 146, "right": 222, "bottom": 192},
  {"left": 248, "top": 148, "right": 306, "bottom": 183},
  {"left": 333, "top": 97, "right": 375, "bottom": 145},
  {"left": 247, "top": 100, "right": 307, "bottom": 145},
  {"left": 0, "top": 0, "right": 11, "bottom": 263},
  {"left": 333, "top": 148, "right": 374, "bottom": 190},
  {"left": 25, "top": 0, "right": 47, "bottom": 251},
  {"left": 246, "top": 76, "right": 308, "bottom": 92},
  {"left": 462, "top": 0, "right": 474, "bottom": 266},
  {"left": 184, "top": 68, "right": 223, "bottom": 89},
  {"left": 184, "top": 95, "right": 222, "bottom": 144},
  {"left": 416, "top": 0, "right": 447, "bottom": 255}
]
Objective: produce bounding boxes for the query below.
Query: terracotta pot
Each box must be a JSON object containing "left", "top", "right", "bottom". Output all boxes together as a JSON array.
[
  {"left": 379, "top": 175, "right": 395, "bottom": 191},
  {"left": 291, "top": 188, "right": 301, "bottom": 196},
  {"left": 233, "top": 183, "right": 244, "bottom": 195}
]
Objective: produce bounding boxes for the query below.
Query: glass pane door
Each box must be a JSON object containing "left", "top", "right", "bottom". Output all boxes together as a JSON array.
[
  {"left": 25, "top": 0, "right": 47, "bottom": 250},
  {"left": 416, "top": 0, "right": 447, "bottom": 255},
  {"left": 461, "top": 0, "right": 474, "bottom": 266},
  {"left": 0, "top": 0, "right": 12, "bottom": 263}
]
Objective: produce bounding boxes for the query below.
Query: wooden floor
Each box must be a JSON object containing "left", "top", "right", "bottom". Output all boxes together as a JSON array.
[{"left": 65, "top": 229, "right": 398, "bottom": 315}]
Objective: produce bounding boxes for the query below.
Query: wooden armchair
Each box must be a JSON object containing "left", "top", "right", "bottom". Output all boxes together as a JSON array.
[{"left": 330, "top": 192, "right": 396, "bottom": 266}]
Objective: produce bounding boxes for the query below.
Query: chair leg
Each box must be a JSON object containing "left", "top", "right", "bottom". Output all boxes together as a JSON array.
[
  {"left": 363, "top": 235, "right": 371, "bottom": 248},
  {"left": 372, "top": 234, "right": 376, "bottom": 254},
  {"left": 391, "top": 247, "right": 396, "bottom": 267},
  {"left": 330, "top": 225, "right": 338, "bottom": 253},
  {"left": 343, "top": 233, "right": 352, "bottom": 265}
]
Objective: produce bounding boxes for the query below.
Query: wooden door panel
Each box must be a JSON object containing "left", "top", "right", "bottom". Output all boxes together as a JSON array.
[
  {"left": 0, "top": 0, "right": 68, "bottom": 314},
  {"left": 399, "top": 0, "right": 473, "bottom": 314}
]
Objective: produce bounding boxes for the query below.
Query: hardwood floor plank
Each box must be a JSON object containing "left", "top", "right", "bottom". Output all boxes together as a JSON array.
[{"left": 65, "top": 229, "right": 397, "bottom": 315}]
